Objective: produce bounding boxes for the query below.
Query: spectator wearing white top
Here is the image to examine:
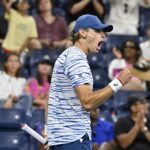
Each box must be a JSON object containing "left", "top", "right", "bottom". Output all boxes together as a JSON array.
[
  {"left": 108, "top": 39, "right": 146, "bottom": 91},
  {"left": 0, "top": 52, "right": 32, "bottom": 112},
  {"left": 106, "top": 0, "right": 149, "bottom": 35}
]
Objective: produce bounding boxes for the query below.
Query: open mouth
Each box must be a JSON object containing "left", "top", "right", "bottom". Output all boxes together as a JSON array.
[{"left": 97, "top": 41, "right": 104, "bottom": 50}]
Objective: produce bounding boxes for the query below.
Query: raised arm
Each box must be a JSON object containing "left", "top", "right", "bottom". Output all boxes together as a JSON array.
[
  {"left": 2, "top": 0, "right": 15, "bottom": 13},
  {"left": 92, "top": 0, "right": 105, "bottom": 16},
  {"left": 70, "top": 0, "right": 91, "bottom": 14},
  {"left": 75, "top": 68, "right": 131, "bottom": 111}
]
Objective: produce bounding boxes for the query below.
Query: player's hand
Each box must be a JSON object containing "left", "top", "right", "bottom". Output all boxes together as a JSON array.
[
  {"left": 117, "top": 68, "right": 132, "bottom": 85},
  {"left": 42, "top": 125, "right": 50, "bottom": 150},
  {"left": 44, "top": 141, "right": 50, "bottom": 150}
]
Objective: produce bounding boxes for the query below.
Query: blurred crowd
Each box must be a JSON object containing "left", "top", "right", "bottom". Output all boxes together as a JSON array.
[{"left": 0, "top": 0, "right": 150, "bottom": 150}]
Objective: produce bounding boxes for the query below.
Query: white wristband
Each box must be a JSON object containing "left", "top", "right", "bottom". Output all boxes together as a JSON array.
[{"left": 109, "top": 78, "right": 123, "bottom": 92}]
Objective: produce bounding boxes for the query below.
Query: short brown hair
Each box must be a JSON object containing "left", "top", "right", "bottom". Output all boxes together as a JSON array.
[{"left": 70, "top": 31, "right": 80, "bottom": 44}]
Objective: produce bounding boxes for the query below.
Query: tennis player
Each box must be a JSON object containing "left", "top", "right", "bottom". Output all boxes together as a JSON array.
[{"left": 46, "top": 14, "right": 132, "bottom": 150}]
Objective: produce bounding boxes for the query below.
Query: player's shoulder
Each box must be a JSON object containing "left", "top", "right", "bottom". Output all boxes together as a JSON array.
[{"left": 60, "top": 46, "right": 83, "bottom": 59}]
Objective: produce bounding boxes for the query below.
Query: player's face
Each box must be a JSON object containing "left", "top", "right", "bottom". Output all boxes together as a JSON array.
[
  {"left": 86, "top": 28, "right": 106, "bottom": 53},
  {"left": 5, "top": 55, "right": 20, "bottom": 75}
]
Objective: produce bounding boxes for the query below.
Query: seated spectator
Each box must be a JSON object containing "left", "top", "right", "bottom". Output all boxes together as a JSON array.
[
  {"left": 0, "top": 52, "right": 32, "bottom": 112},
  {"left": 90, "top": 108, "right": 116, "bottom": 150},
  {"left": 2, "top": 0, "right": 38, "bottom": 54},
  {"left": 34, "top": 0, "right": 69, "bottom": 48},
  {"left": 106, "top": 0, "right": 149, "bottom": 35},
  {"left": 115, "top": 95, "right": 150, "bottom": 150},
  {"left": 67, "top": 0, "right": 105, "bottom": 23},
  {"left": 25, "top": 55, "right": 52, "bottom": 109},
  {"left": 108, "top": 39, "right": 147, "bottom": 90}
]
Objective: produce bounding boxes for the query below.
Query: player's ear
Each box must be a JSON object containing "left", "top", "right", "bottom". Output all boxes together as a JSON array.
[{"left": 79, "top": 28, "right": 87, "bottom": 39}]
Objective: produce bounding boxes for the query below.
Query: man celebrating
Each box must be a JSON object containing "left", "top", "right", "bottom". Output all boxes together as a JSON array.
[{"left": 46, "top": 14, "right": 131, "bottom": 150}]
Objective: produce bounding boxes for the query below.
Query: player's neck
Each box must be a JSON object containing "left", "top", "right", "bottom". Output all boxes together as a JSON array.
[{"left": 75, "top": 41, "right": 89, "bottom": 55}]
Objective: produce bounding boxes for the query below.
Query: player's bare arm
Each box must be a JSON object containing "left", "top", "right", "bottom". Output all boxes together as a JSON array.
[{"left": 75, "top": 68, "right": 132, "bottom": 111}]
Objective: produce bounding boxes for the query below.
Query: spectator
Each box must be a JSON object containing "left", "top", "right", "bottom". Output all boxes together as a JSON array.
[
  {"left": 90, "top": 108, "right": 116, "bottom": 150},
  {"left": 108, "top": 39, "right": 147, "bottom": 90},
  {"left": 106, "top": 0, "right": 149, "bottom": 35},
  {"left": 25, "top": 55, "right": 52, "bottom": 109},
  {"left": 0, "top": 52, "right": 32, "bottom": 112},
  {"left": 115, "top": 94, "right": 150, "bottom": 150},
  {"left": 67, "top": 0, "right": 105, "bottom": 23},
  {"left": 2, "top": 0, "right": 38, "bottom": 54},
  {"left": 34, "top": 0, "right": 69, "bottom": 48}
]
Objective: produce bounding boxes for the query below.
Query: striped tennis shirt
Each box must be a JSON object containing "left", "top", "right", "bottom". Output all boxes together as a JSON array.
[{"left": 47, "top": 46, "right": 93, "bottom": 146}]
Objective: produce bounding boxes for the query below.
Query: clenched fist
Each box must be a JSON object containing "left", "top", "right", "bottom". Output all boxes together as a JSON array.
[{"left": 117, "top": 68, "right": 132, "bottom": 85}]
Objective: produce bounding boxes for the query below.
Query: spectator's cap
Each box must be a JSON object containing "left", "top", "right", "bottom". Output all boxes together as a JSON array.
[
  {"left": 38, "top": 55, "right": 52, "bottom": 65},
  {"left": 73, "top": 14, "right": 113, "bottom": 33},
  {"left": 128, "top": 95, "right": 147, "bottom": 109}
]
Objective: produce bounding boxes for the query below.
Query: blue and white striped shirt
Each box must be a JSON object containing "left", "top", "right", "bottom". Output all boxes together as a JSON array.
[{"left": 47, "top": 46, "right": 93, "bottom": 146}]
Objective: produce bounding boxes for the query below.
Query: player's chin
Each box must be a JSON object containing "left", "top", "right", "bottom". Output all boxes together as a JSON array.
[
  {"left": 94, "top": 47, "right": 101, "bottom": 53},
  {"left": 90, "top": 47, "right": 100, "bottom": 53},
  {"left": 97, "top": 48, "right": 101, "bottom": 52}
]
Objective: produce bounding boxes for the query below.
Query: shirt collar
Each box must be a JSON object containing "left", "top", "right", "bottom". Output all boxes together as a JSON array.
[{"left": 73, "top": 46, "right": 87, "bottom": 59}]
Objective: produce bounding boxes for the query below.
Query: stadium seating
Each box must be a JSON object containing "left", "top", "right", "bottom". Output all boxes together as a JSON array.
[
  {"left": 87, "top": 52, "right": 109, "bottom": 69},
  {"left": 27, "top": 48, "right": 63, "bottom": 76},
  {"left": 139, "top": 6, "right": 150, "bottom": 37},
  {"left": 99, "top": 97, "right": 114, "bottom": 111},
  {"left": 92, "top": 68, "right": 110, "bottom": 89},
  {"left": 0, "top": 131, "right": 29, "bottom": 150},
  {"left": 0, "top": 108, "right": 28, "bottom": 130},
  {"left": 106, "top": 34, "right": 139, "bottom": 52},
  {"left": 30, "top": 108, "right": 45, "bottom": 129}
]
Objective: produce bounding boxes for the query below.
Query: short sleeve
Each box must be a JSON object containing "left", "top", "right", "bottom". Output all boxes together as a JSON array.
[
  {"left": 115, "top": 117, "right": 129, "bottom": 136},
  {"left": 4, "top": 8, "right": 17, "bottom": 20},
  {"left": 64, "top": 53, "right": 92, "bottom": 88}
]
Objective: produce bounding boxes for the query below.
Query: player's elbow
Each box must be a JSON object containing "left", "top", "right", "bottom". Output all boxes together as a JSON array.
[{"left": 82, "top": 100, "right": 93, "bottom": 111}]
